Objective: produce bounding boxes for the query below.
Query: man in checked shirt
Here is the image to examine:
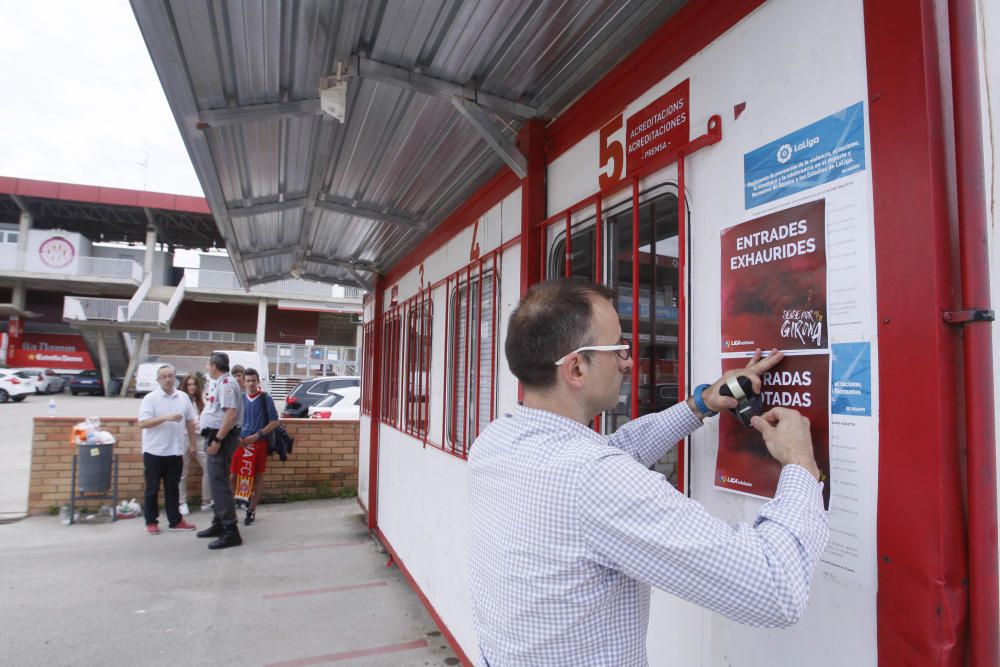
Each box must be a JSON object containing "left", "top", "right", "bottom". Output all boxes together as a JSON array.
[{"left": 468, "top": 279, "right": 828, "bottom": 666}]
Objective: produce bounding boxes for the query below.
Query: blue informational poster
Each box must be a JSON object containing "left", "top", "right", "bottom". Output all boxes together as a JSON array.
[
  {"left": 744, "top": 102, "right": 866, "bottom": 209},
  {"left": 831, "top": 342, "right": 872, "bottom": 417}
]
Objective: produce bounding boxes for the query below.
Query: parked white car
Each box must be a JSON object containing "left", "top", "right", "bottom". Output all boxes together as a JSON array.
[
  {"left": 14, "top": 368, "right": 67, "bottom": 394},
  {"left": 308, "top": 387, "right": 361, "bottom": 420},
  {"left": 0, "top": 369, "right": 35, "bottom": 403},
  {"left": 134, "top": 362, "right": 163, "bottom": 398}
]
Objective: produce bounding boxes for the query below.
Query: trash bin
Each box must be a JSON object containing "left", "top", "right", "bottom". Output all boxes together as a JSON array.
[
  {"left": 72, "top": 418, "right": 116, "bottom": 493},
  {"left": 78, "top": 443, "right": 114, "bottom": 492}
]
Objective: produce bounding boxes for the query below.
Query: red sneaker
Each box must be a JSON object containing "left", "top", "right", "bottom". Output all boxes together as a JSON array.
[
  {"left": 146, "top": 524, "right": 160, "bottom": 536},
  {"left": 168, "top": 520, "right": 197, "bottom": 532}
]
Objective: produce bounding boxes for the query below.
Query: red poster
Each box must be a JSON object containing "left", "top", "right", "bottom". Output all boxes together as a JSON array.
[
  {"left": 715, "top": 354, "right": 831, "bottom": 509},
  {"left": 626, "top": 79, "right": 689, "bottom": 175},
  {"left": 720, "top": 199, "right": 827, "bottom": 352},
  {"left": 6, "top": 333, "right": 95, "bottom": 370}
]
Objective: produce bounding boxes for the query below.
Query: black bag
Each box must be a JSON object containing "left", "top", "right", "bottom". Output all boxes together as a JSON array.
[{"left": 267, "top": 425, "right": 294, "bottom": 461}]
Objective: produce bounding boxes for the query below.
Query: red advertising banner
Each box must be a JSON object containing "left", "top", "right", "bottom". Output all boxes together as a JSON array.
[
  {"left": 720, "top": 199, "right": 827, "bottom": 352},
  {"left": 626, "top": 79, "right": 689, "bottom": 175},
  {"left": 6, "top": 333, "right": 94, "bottom": 370},
  {"left": 715, "top": 354, "right": 831, "bottom": 509}
]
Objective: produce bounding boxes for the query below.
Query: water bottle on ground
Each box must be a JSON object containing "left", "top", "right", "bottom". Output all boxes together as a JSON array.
[{"left": 48, "top": 398, "right": 56, "bottom": 417}]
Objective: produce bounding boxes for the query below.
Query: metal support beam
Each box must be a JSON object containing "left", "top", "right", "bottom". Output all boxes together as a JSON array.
[
  {"left": 11, "top": 194, "right": 30, "bottom": 214},
  {"left": 119, "top": 332, "right": 149, "bottom": 398},
  {"left": 242, "top": 245, "right": 299, "bottom": 261},
  {"left": 16, "top": 207, "right": 31, "bottom": 272},
  {"left": 347, "top": 267, "right": 374, "bottom": 292},
  {"left": 255, "top": 299, "right": 267, "bottom": 355},
  {"left": 228, "top": 198, "right": 311, "bottom": 218},
  {"left": 314, "top": 198, "right": 424, "bottom": 230},
  {"left": 355, "top": 56, "right": 537, "bottom": 121},
  {"left": 303, "top": 253, "right": 380, "bottom": 274},
  {"left": 198, "top": 99, "right": 322, "bottom": 128},
  {"left": 451, "top": 98, "right": 528, "bottom": 178},
  {"left": 298, "top": 270, "right": 368, "bottom": 293},
  {"left": 96, "top": 330, "right": 112, "bottom": 398},
  {"left": 143, "top": 225, "right": 157, "bottom": 275}
]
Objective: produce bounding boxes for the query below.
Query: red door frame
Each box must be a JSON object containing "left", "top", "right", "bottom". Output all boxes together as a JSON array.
[{"left": 865, "top": 0, "right": 995, "bottom": 664}]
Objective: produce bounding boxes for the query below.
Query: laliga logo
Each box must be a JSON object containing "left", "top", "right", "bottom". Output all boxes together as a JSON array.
[{"left": 776, "top": 143, "right": 794, "bottom": 164}]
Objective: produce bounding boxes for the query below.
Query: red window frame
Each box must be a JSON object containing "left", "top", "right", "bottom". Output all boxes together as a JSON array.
[
  {"left": 443, "top": 258, "right": 499, "bottom": 459},
  {"left": 361, "top": 321, "right": 375, "bottom": 415},
  {"left": 402, "top": 288, "right": 433, "bottom": 439},
  {"left": 379, "top": 309, "right": 402, "bottom": 428}
]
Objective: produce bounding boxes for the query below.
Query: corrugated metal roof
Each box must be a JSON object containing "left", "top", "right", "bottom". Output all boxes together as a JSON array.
[{"left": 132, "top": 0, "right": 687, "bottom": 290}]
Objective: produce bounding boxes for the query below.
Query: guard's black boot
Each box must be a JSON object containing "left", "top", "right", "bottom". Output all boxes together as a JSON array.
[
  {"left": 197, "top": 520, "right": 223, "bottom": 538},
  {"left": 207, "top": 524, "right": 242, "bottom": 550},
  {"left": 244, "top": 509, "right": 255, "bottom": 526}
]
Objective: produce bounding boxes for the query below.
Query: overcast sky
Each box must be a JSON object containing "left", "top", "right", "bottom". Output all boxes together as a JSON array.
[{"left": 0, "top": 0, "right": 203, "bottom": 197}]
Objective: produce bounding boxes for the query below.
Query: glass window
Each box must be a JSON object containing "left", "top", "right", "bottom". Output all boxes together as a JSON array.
[
  {"left": 547, "top": 188, "right": 683, "bottom": 487},
  {"left": 446, "top": 271, "right": 498, "bottom": 457}
]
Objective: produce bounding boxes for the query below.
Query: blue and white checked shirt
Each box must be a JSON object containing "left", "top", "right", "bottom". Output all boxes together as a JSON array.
[{"left": 468, "top": 403, "right": 828, "bottom": 666}]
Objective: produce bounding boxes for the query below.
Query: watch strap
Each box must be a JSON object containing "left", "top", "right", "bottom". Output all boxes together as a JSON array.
[{"left": 693, "top": 384, "right": 718, "bottom": 417}]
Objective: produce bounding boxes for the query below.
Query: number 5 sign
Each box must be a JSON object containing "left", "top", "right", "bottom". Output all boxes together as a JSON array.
[{"left": 598, "top": 114, "right": 625, "bottom": 189}]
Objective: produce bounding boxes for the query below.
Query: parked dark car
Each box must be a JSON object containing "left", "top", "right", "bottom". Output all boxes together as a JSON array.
[
  {"left": 282, "top": 376, "right": 360, "bottom": 418},
  {"left": 70, "top": 370, "right": 123, "bottom": 396}
]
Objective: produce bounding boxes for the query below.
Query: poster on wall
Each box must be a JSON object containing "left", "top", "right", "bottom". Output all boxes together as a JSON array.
[
  {"left": 743, "top": 101, "right": 866, "bottom": 209},
  {"left": 720, "top": 199, "right": 827, "bottom": 353},
  {"left": 715, "top": 354, "right": 831, "bottom": 509}
]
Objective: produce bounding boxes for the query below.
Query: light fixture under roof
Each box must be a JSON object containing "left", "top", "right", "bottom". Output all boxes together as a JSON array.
[{"left": 319, "top": 62, "right": 348, "bottom": 123}]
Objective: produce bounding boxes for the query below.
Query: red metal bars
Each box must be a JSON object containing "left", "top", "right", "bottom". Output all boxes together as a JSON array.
[
  {"left": 564, "top": 211, "right": 573, "bottom": 277},
  {"left": 475, "top": 259, "right": 485, "bottom": 439},
  {"left": 462, "top": 265, "right": 473, "bottom": 457},
  {"left": 395, "top": 287, "right": 433, "bottom": 440},
  {"left": 489, "top": 253, "right": 498, "bottom": 423},
  {"left": 630, "top": 177, "right": 640, "bottom": 420},
  {"left": 949, "top": 0, "right": 999, "bottom": 663},
  {"left": 594, "top": 197, "right": 603, "bottom": 434},
  {"left": 676, "top": 152, "right": 687, "bottom": 492}
]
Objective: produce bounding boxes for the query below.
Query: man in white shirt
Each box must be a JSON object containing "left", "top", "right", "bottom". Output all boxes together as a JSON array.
[
  {"left": 468, "top": 279, "right": 828, "bottom": 665},
  {"left": 138, "top": 364, "right": 198, "bottom": 535}
]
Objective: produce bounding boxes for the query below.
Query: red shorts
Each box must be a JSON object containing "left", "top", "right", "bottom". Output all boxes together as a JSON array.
[{"left": 230, "top": 440, "right": 268, "bottom": 475}]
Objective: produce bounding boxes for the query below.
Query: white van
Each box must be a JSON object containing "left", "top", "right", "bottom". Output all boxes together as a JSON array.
[
  {"left": 134, "top": 362, "right": 163, "bottom": 398},
  {"left": 213, "top": 350, "right": 271, "bottom": 393}
]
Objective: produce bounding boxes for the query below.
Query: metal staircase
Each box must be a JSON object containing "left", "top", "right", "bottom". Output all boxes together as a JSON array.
[{"left": 63, "top": 277, "right": 187, "bottom": 396}]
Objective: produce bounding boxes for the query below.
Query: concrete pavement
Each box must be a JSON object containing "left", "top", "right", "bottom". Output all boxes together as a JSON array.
[{"left": 0, "top": 498, "right": 461, "bottom": 666}]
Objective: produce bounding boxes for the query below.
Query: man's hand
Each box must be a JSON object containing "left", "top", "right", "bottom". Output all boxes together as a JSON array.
[
  {"left": 167, "top": 412, "right": 183, "bottom": 423},
  {"left": 206, "top": 441, "right": 221, "bottom": 456},
  {"left": 703, "top": 348, "right": 784, "bottom": 413},
  {"left": 750, "top": 407, "right": 821, "bottom": 480},
  {"left": 188, "top": 446, "right": 196, "bottom": 457}
]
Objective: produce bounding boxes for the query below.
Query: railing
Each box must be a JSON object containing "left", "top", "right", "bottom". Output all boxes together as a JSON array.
[
  {"left": 0, "top": 244, "right": 16, "bottom": 268},
  {"left": 266, "top": 343, "right": 360, "bottom": 378},
  {"left": 0, "top": 248, "right": 142, "bottom": 282},
  {"left": 183, "top": 269, "right": 364, "bottom": 299},
  {"left": 63, "top": 297, "right": 166, "bottom": 324},
  {"left": 77, "top": 256, "right": 144, "bottom": 282}
]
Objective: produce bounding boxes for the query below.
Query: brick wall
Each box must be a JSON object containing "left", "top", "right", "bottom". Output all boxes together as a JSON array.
[
  {"left": 28, "top": 418, "right": 358, "bottom": 514},
  {"left": 148, "top": 339, "right": 254, "bottom": 357}
]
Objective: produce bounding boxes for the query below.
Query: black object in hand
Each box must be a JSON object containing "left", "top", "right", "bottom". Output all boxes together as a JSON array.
[{"left": 719, "top": 375, "right": 765, "bottom": 428}]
